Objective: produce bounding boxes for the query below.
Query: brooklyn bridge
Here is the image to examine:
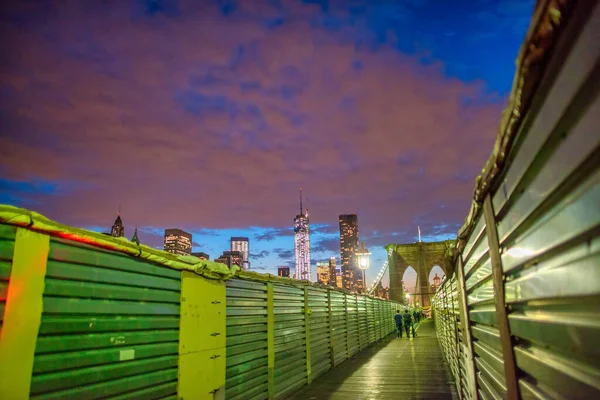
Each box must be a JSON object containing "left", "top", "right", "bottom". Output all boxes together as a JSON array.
[{"left": 0, "top": 0, "right": 599, "bottom": 399}]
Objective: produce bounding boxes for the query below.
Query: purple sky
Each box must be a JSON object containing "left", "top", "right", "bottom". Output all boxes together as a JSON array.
[{"left": 0, "top": 0, "right": 534, "bottom": 290}]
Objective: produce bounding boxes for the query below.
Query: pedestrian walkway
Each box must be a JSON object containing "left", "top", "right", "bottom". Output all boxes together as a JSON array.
[{"left": 287, "top": 319, "right": 458, "bottom": 400}]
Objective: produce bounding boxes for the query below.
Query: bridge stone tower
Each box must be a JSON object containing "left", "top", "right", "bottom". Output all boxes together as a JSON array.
[{"left": 386, "top": 240, "right": 454, "bottom": 307}]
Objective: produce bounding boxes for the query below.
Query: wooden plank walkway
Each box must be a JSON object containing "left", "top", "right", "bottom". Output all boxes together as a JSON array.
[{"left": 287, "top": 319, "right": 458, "bottom": 400}]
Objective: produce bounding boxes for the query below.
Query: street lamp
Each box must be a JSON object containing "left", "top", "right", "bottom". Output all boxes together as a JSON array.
[
  {"left": 406, "top": 293, "right": 410, "bottom": 306},
  {"left": 355, "top": 242, "right": 371, "bottom": 294}
]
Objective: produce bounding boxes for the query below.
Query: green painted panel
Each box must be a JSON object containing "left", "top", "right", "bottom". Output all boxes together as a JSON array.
[
  {"left": 30, "top": 368, "right": 177, "bottom": 400},
  {"left": 30, "top": 355, "right": 177, "bottom": 394},
  {"left": 37, "top": 315, "right": 179, "bottom": 335},
  {"left": 33, "top": 342, "right": 178, "bottom": 373},
  {"left": 35, "top": 329, "right": 178, "bottom": 354},
  {"left": 48, "top": 240, "right": 181, "bottom": 279},
  {"left": 0, "top": 259, "right": 11, "bottom": 280},
  {"left": 42, "top": 296, "right": 180, "bottom": 316},
  {"left": 32, "top": 241, "right": 180, "bottom": 399},
  {"left": 43, "top": 278, "right": 180, "bottom": 303},
  {"left": 0, "top": 224, "right": 16, "bottom": 240},
  {"left": 45, "top": 260, "right": 180, "bottom": 291}
]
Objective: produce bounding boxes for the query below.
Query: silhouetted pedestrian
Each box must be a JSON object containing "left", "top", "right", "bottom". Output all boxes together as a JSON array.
[
  {"left": 403, "top": 309, "right": 416, "bottom": 338},
  {"left": 394, "top": 310, "right": 403, "bottom": 337}
]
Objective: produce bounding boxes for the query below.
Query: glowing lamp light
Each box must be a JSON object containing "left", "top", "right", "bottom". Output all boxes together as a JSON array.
[{"left": 356, "top": 242, "right": 371, "bottom": 270}]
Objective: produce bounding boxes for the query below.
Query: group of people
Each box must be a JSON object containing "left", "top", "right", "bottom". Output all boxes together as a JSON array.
[{"left": 394, "top": 309, "right": 422, "bottom": 338}]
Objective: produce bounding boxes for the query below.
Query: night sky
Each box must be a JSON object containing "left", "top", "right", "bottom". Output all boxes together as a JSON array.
[{"left": 0, "top": 0, "right": 534, "bottom": 289}]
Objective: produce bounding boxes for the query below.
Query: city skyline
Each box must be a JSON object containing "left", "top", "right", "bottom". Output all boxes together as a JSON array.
[{"left": 1, "top": 1, "right": 533, "bottom": 289}]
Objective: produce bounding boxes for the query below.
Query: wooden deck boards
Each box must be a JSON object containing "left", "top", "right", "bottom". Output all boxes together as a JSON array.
[{"left": 287, "top": 319, "right": 458, "bottom": 400}]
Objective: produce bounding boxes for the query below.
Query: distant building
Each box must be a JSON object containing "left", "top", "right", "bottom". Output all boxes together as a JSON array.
[
  {"left": 131, "top": 227, "right": 139, "bottom": 245},
  {"left": 328, "top": 257, "right": 337, "bottom": 286},
  {"left": 164, "top": 228, "right": 192, "bottom": 255},
  {"left": 215, "top": 250, "right": 243, "bottom": 269},
  {"left": 191, "top": 251, "right": 210, "bottom": 260},
  {"left": 316, "top": 262, "right": 331, "bottom": 285},
  {"left": 111, "top": 213, "right": 125, "bottom": 237},
  {"left": 294, "top": 190, "right": 311, "bottom": 281},
  {"left": 335, "top": 268, "right": 342, "bottom": 288},
  {"left": 230, "top": 237, "right": 249, "bottom": 270},
  {"left": 374, "top": 283, "right": 390, "bottom": 299},
  {"left": 339, "top": 214, "right": 360, "bottom": 291},
  {"left": 278, "top": 267, "right": 290, "bottom": 278}
]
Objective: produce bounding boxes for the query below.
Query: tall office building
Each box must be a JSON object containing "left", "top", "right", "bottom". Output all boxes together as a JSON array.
[
  {"left": 316, "top": 262, "right": 331, "bottom": 285},
  {"left": 335, "top": 268, "right": 343, "bottom": 288},
  {"left": 231, "top": 237, "right": 249, "bottom": 270},
  {"left": 164, "top": 228, "right": 192, "bottom": 255},
  {"left": 294, "top": 190, "right": 311, "bottom": 281},
  {"left": 111, "top": 213, "right": 125, "bottom": 237},
  {"left": 328, "top": 257, "right": 337, "bottom": 287},
  {"left": 339, "top": 214, "right": 360, "bottom": 291},
  {"left": 278, "top": 267, "right": 290, "bottom": 278}
]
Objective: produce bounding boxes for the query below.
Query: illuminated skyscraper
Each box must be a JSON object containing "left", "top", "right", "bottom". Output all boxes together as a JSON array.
[
  {"left": 164, "top": 228, "right": 192, "bottom": 255},
  {"left": 294, "top": 190, "right": 311, "bottom": 281},
  {"left": 316, "top": 262, "right": 330, "bottom": 285},
  {"left": 230, "top": 237, "right": 249, "bottom": 270},
  {"left": 328, "top": 257, "right": 337, "bottom": 286},
  {"left": 339, "top": 214, "right": 360, "bottom": 291}
]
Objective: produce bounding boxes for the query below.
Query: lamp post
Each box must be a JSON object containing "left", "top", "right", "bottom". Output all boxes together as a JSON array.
[{"left": 355, "top": 242, "right": 371, "bottom": 294}]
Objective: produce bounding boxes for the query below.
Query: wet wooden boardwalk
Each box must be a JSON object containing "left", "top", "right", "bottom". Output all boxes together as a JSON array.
[{"left": 287, "top": 319, "right": 458, "bottom": 400}]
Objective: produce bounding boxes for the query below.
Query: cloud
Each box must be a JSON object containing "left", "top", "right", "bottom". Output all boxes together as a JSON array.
[
  {"left": 312, "top": 238, "right": 339, "bottom": 254},
  {"left": 311, "top": 223, "right": 338, "bottom": 235},
  {"left": 273, "top": 248, "right": 294, "bottom": 260},
  {"left": 0, "top": 0, "right": 530, "bottom": 273},
  {"left": 251, "top": 250, "right": 270, "bottom": 259},
  {"left": 254, "top": 228, "right": 293, "bottom": 242}
]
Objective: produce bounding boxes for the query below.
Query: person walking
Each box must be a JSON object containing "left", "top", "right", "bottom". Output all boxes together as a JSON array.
[
  {"left": 394, "top": 310, "right": 403, "bottom": 338},
  {"left": 403, "top": 309, "right": 416, "bottom": 338}
]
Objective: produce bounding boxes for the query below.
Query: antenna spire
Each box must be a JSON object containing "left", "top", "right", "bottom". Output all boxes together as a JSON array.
[
  {"left": 118, "top": 203, "right": 121, "bottom": 216},
  {"left": 418, "top": 226, "right": 421, "bottom": 242},
  {"left": 299, "top": 188, "right": 303, "bottom": 215}
]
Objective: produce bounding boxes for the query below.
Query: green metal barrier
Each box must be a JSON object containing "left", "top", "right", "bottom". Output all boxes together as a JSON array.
[
  {"left": 0, "top": 206, "right": 402, "bottom": 400},
  {"left": 224, "top": 273, "right": 402, "bottom": 400},
  {"left": 433, "top": 1, "right": 600, "bottom": 399}
]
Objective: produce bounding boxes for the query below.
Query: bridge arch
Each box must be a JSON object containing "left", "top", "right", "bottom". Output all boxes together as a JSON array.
[{"left": 386, "top": 240, "right": 454, "bottom": 306}]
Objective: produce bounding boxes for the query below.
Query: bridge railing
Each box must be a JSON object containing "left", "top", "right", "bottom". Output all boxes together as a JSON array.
[
  {"left": 0, "top": 205, "right": 402, "bottom": 400},
  {"left": 432, "top": 1, "right": 600, "bottom": 399},
  {"left": 225, "top": 271, "right": 402, "bottom": 400}
]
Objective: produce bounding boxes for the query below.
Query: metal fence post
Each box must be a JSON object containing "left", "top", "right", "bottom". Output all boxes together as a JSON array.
[
  {"left": 0, "top": 228, "right": 50, "bottom": 400},
  {"left": 345, "top": 294, "right": 350, "bottom": 359},
  {"left": 328, "top": 289, "right": 334, "bottom": 367},
  {"left": 483, "top": 195, "right": 520, "bottom": 400},
  {"left": 304, "top": 286, "right": 312, "bottom": 384},
  {"left": 267, "top": 282, "right": 275, "bottom": 400},
  {"left": 456, "top": 256, "right": 479, "bottom": 400}
]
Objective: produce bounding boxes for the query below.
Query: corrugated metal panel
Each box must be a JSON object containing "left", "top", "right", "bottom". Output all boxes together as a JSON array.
[
  {"left": 307, "top": 287, "right": 330, "bottom": 380},
  {"left": 358, "top": 297, "right": 369, "bottom": 350},
  {"left": 225, "top": 275, "right": 402, "bottom": 399},
  {"left": 31, "top": 238, "right": 181, "bottom": 399},
  {"left": 461, "top": 211, "right": 506, "bottom": 400},
  {"left": 0, "top": 224, "right": 16, "bottom": 333},
  {"left": 329, "top": 291, "right": 347, "bottom": 366},
  {"left": 345, "top": 294, "right": 360, "bottom": 357},
  {"left": 492, "top": 3, "right": 600, "bottom": 398},
  {"left": 225, "top": 278, "right": 268, "bottom": 400},
  {"left": 273, "top": 283, "right": 306, "bottom": 399}
]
